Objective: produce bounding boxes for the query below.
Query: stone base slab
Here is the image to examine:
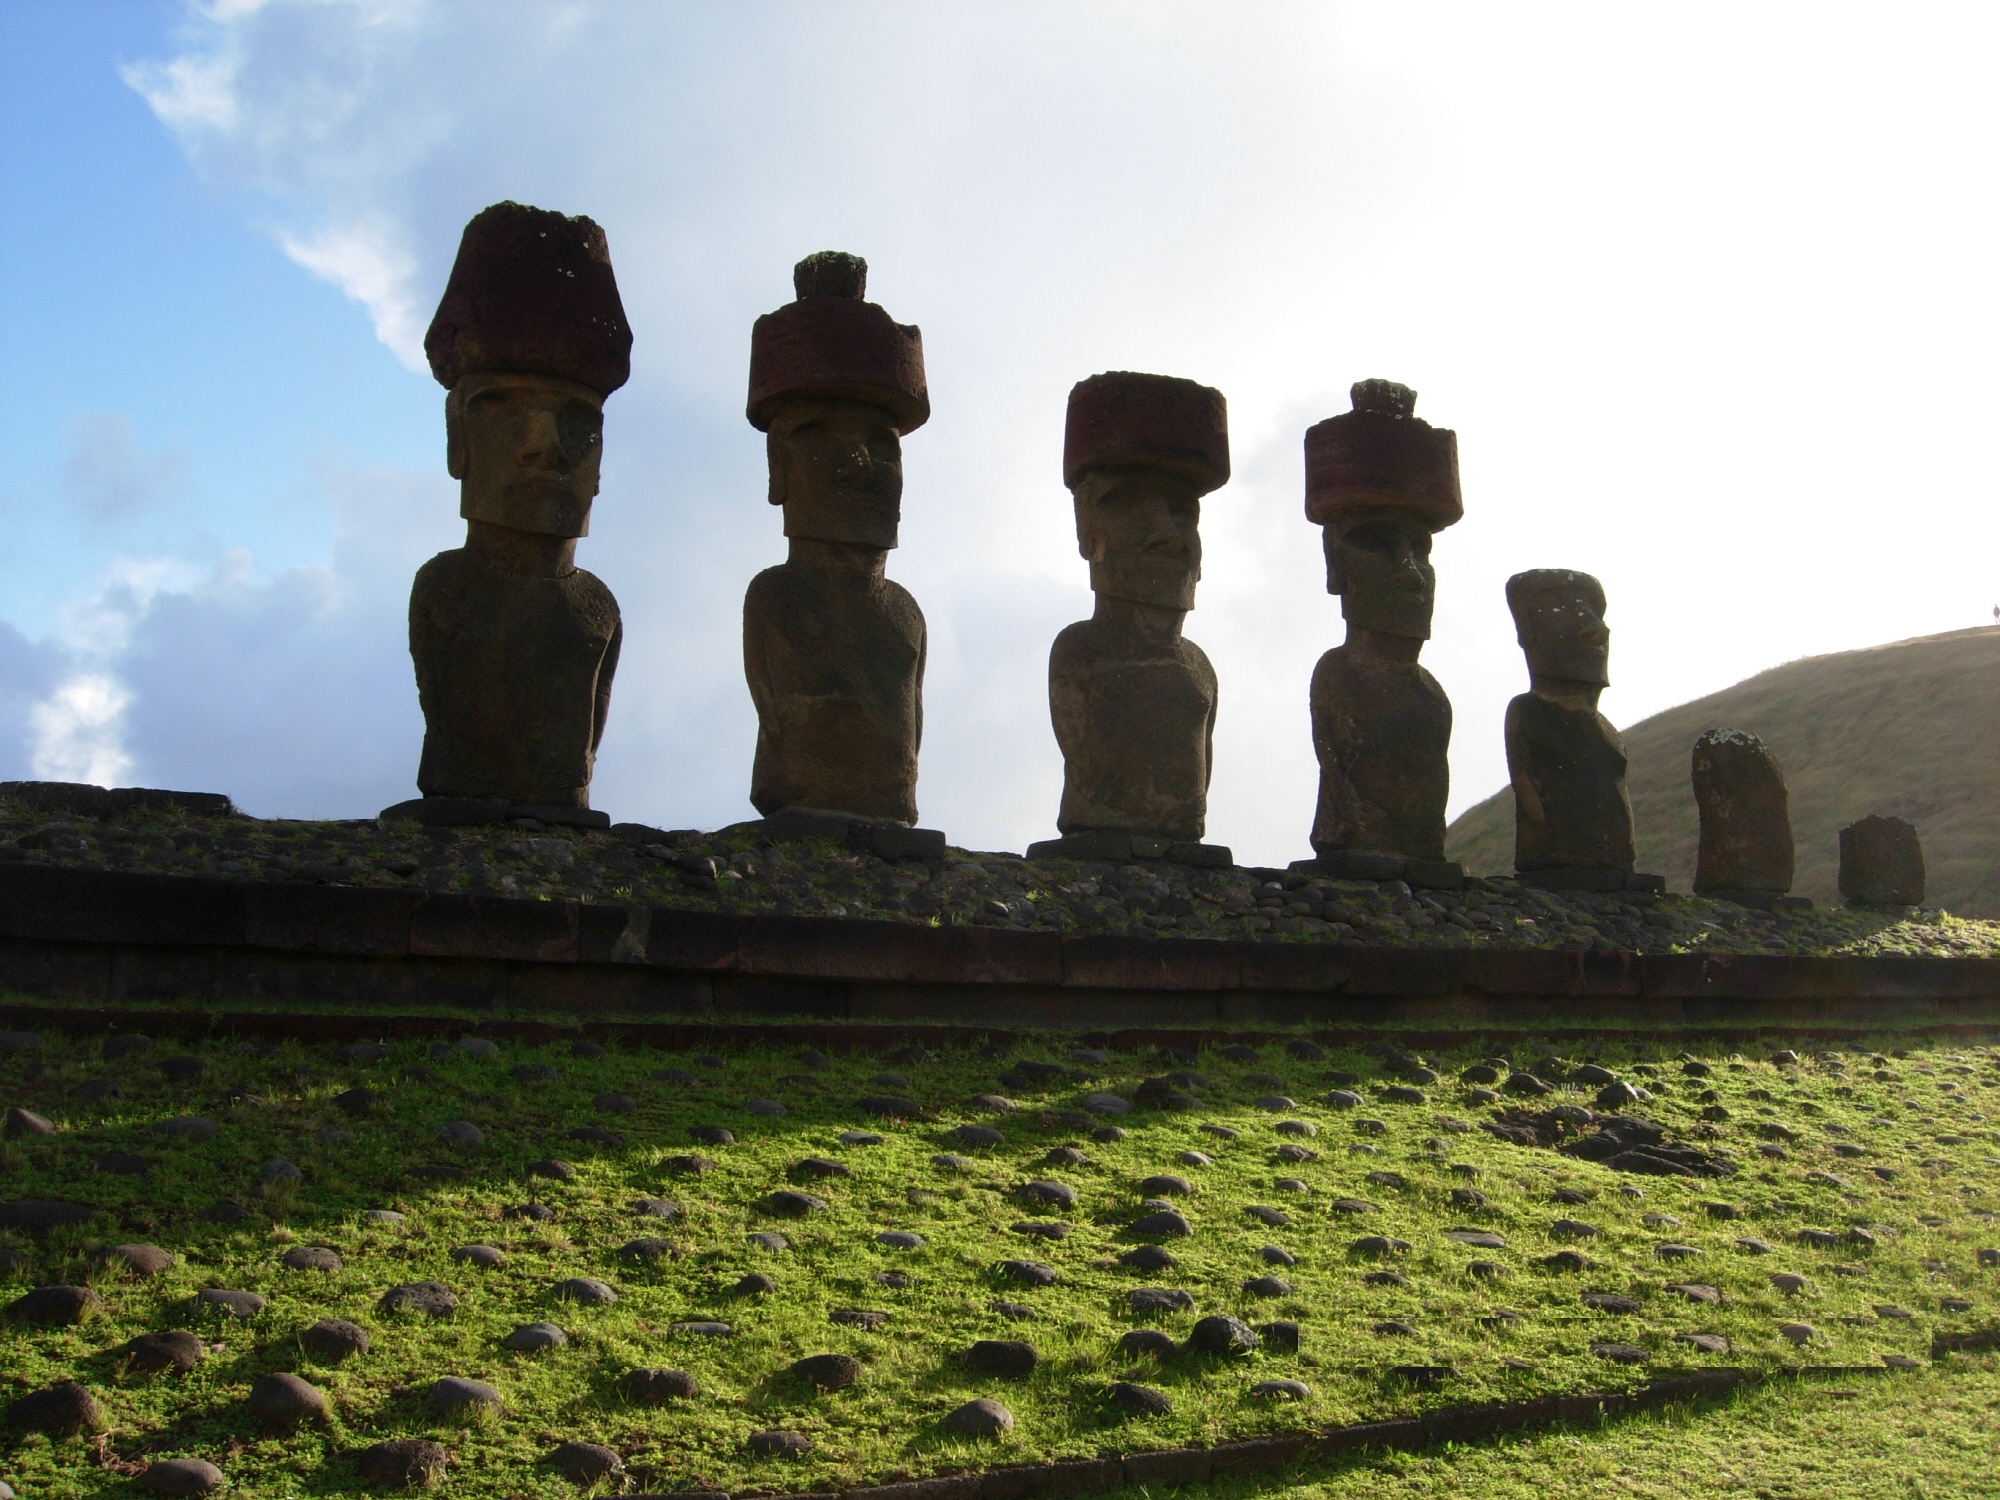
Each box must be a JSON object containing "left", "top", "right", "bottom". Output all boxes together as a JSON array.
[
  {"left": 1291, "top": 853, "right": 1466, "bottom": 890},
  {"left": 1700, "top": 888, "right": 1814, "bottom": 912},
  {"left": 1025, "top": 833, "right": 1233, "bottom": 868},
  {"left": 379, "top": 797, "right": 610, "bottom": 831},
  {"left": 1516, "top": 868, "right": 1667, "bottom": 894},
  {"left": 0, "top": 864, "right": 1998, "bottom": 1036},
  {"left": 721, "top": 812, "right": 947, "bottom": 864}
]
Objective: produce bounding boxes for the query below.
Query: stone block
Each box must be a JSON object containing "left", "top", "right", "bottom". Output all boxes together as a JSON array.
[
  {"left": 1122, "top": 1447, "right": 1211, "bottom": 1487},
  {"left": 245, "top": 884, "right": 416, "bottom": 957},
  {"left": 1839, "top": 815, "right": 1925, "bottom": 907},
  {"left": 410, "top": 892, "right": 580, "bottom": 963},
  {"left": 1315, "top": 1418, "right": 1425, "bottom": 1456},
  {"left": 1207, "top": 1433, "right": 1311, "bottom": 1474},
  {"left": 1422, "top": 1397, "right": 1553, "bottom": 1445}
]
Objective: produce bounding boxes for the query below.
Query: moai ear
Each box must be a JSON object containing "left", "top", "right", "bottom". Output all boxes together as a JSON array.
[
  {"left": 445, "top": 391, "right": 468, "bottom": 481},
  {"left": 765, "top": 429, "right": 788, "bottom": 506},
  {"left": 1322, "top": 526, "right": 1345, "bottom": 596}
]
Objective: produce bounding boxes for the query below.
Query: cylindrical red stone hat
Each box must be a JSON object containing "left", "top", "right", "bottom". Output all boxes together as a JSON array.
[
  {"left": 425, "top": 202, "right": 633, "bottom": 396},
  {"left": 746, "top": 252, "right": 928, "bottom": 434},
  {"left": 1062, "top": 372, "right": 1228, "bottom": 493},
  {"left": 1304, "top": 380, "right": 1461, "bottom": 530}
]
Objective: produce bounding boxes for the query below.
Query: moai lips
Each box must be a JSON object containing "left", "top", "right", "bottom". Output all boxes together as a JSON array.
[
  {"left": 1504, "top": 569, "right": 1662, "bottom": 893},
  {"left": 736, "top": 253, "right": 944, "bottom": 858},
  {"left": 1692, "top": 729, "right": 1800, "bottom": 908},
  {"left": 1294, "top": 381, "right": 1463, "bottom": 889},
  {"left": 384, "top": 202, "right": 630, "bottom": 829},
  {"left": 1030, "top": 372, "right": 1231, "bottom": 867}
]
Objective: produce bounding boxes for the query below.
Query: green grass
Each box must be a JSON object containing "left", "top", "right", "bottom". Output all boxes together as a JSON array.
[
  {"left": 2, "top": 1028, "right": 1997, "bottom": 1497},
  {"left": 1207, "top": 1365, "right": 2000, "bottom": 1499}
]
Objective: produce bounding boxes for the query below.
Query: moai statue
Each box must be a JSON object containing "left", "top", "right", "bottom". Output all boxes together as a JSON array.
[
  {"left": 1839, "top": 814, "right": 1926, "bottom": 908},
  {"left": 738, "top": 252, "right": 944, "bottom": 861},
  {"left": 1692, "top": 728, "right": 1801, "bottom": 908},
  {"left": 383, "top": 202, "right": 631, "bottom": 829},
  {"left": 1027, "top": 372, "right": 1231, "bottom": 868},
  {"left": 1504, "top": 569, "right": 1664, "bottom": 892},
  {"left": 1295, "top": 380, "right": 1463, "bottom": 889}
]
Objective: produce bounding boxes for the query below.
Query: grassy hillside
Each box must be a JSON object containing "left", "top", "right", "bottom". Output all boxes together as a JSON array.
[{"left": 1445, "top": 627, "right": 2000, "bottom": 916}]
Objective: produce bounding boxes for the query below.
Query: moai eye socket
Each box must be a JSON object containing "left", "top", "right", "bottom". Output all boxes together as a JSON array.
[{"left": 557, "top": 403, "right": 603, "bottom": 465}]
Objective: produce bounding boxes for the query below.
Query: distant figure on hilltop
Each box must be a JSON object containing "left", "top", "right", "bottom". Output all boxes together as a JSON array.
[
  {"left": 386, "top": 201, "right": 632, "bottom": 828},
  {"left": 740, "top": 252, "right": 933, "bottom": 840}
]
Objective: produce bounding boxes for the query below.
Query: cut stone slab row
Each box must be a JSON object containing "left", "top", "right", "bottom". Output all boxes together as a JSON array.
[
  {"left": 618, "top": 1367, "right": 1907, "bottom": 1500},
  {"left": 3, "top": 864, "right": 2000, "bottom": 1031}
]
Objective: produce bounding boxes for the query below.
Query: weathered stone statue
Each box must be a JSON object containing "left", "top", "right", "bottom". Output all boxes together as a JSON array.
[
  {"left": 1692, "top": 728, "right": 1800, "bottom": 907},
  {"left": 738, "top": 252, "right": 943, "bottom": 861},
  {"left": 1026, "top": 372, "right": 1230, "bottom": 868},
  {"left": 383, "top": 202, "right": 632, "bottom": 829},
  {"left": 1839, "top": 814, "right": 1925, "bottom": 908},
  {"left": 1504, "top": 569, "right": 1663, "bottom": 892},
  {"left": 1293, "top": 380, "right": 1462, "bottom": 889}
]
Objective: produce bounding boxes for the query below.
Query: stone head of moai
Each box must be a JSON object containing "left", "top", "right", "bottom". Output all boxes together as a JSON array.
[
  {"left": 1305, "top": 380, "right": 1461, "bottom": 643},
  {"left": 426, "top": 202, "right": 633, "bottom": 539},
  {"left": 1507, "top": 568, "right": 1611, "bottom": 693},
  {"left": 1063, "top": 372, "right": 1230, "bottom": 612},
  {"left": 1691, "top": 728, "right": 1795, "bottom": 898},
  {"left": 748, "top": 252, "right": 928, "bottom": 554}
]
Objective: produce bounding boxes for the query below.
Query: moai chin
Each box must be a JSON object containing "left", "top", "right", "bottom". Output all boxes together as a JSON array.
[
  {"left": 1027, "top": 372, "right": 1231, "bottom": 868},
  {"left": 737, "top": 252, "right": 945, "bottom": 862},
  {"left": 1295, "top": 380, "right": 1463, "bottom": 889},
  {"left": 1692, "top": 728, "right": 1801, "bottom": 908},
  {"left": 1503, "top": 569, "right": 1663, "bottom": 892},
  {"left": 382, "top": 201, "right": 632, "bottom": 830},
  {"left": 1839, "top": 814, "right": 1925, "bottom": 909}
]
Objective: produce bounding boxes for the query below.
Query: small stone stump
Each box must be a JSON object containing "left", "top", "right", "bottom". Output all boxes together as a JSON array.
[
  {"left": 1839, "top": 815, "right": 1925, "bottom": 908},
  {"left": 1691, "top": 728, "right": 1799, "bottom": 907}
]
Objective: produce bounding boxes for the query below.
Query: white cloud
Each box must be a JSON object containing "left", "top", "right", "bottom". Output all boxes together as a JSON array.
[
  {"left": 278, "top": 218, "right": 426, "bottom": 370},
  {"left": 120, "top": 49, "right": 241, "bottom": 133},
  {"left": 29, "top": 675, "right": 133, "bottom": 788}
]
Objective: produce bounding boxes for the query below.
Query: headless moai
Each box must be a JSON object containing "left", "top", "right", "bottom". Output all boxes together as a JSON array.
[
  {"left": 738, "top": 252, "right": 943, "bottom": 861},
  {"left": 1028, "top": 372, "right": 1230, "bottom": 868},
  {"left": 1295, "top": 380, "right": 1462, "bottom": 888},
  {"left": 1839, "top": 814, "right": 1926, "bottom": 908},
  {"left": 1692, "top": 728, "right": 1801, "bottom": 907},
  {"left": 1504, "top": 569, "right": 1663, "bottom": 892},
  {"left": 384, "top": 202, "right": 631, "bottom": 829}
]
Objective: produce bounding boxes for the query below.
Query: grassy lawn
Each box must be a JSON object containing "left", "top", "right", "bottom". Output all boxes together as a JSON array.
[
  {"left": 1215, "top": 1363, "right": 2000, "bottom": 1500},
  {"left": 1, "top": 1024, "right": 1995, "bottom": 1496}
]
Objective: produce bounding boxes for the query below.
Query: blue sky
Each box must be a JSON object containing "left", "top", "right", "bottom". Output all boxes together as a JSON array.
[{"left": 2, "top": 1, "right": 1997, "bottom": 863}]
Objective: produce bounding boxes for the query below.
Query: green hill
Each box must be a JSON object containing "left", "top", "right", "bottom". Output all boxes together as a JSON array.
[{"left": 1445, "top": 625, "right": 2000, "bottom": 915}]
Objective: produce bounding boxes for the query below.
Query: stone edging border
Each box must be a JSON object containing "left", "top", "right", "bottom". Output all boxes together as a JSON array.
[
  {"left": 6, "top": 863, "right": 2000, "bottom": 1004},
  {"left": 622, "top": 1364, "right": 1975, "bottom": 1500},
  {"left": 4, "top": 1003, "right": 1999, "bottom": 1055}
]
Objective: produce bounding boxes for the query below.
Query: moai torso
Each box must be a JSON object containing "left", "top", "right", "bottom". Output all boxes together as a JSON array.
[
  {"left": 411, "top": 549, "right": 621, "bottom": 808},
  {"left": 1506, "top": 691, "right": 1635, "bottom": 872},
  {"left": 743, "top": 560, "right": 925, "bottom": 824},
  {"left": 1691, "top": 728, "right": 1793, "bottom": 894},
  {"left": 1310, "top": 645, "right": 1451, "bottom": 859},
  {"left": 1050, "top": 617, "right": 1215, "bottom": 840}
]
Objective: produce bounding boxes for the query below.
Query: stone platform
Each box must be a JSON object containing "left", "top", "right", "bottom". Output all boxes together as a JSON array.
[{"left": 4, "top": 864, "right": 1999, "bottom": 1039}]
